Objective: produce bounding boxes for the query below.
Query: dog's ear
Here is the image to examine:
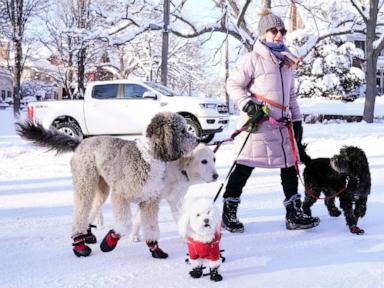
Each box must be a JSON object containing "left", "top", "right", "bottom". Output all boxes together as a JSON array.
[
  {"left": 179, "top": 154, "right": 193, "bottom": 170},
  {"left": 146, "top": 113, "right": 178, "bottom": 161},
  {"left": 146, "top": 112, "right": 186, "bottom": 162}
]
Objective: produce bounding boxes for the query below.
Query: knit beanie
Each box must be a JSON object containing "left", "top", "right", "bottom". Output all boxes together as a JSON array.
[{"left": 258, "top": 8, "right": 285, "bottom": 36}]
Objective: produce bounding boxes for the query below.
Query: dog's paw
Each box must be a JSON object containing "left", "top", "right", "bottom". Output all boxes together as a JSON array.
[
  {"left": 129, "top": 233, "right": 141, "bottom": 242},
  {"left": 328, "top": 207, "right": 342, "bottom": 217},
  {"left": 350, "top": 225, "right": 365, "bottom": 235}
]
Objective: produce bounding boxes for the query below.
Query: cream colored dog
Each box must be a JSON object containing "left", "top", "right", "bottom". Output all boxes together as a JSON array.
[
  {"left": 178, "top": 198, "right": 223, "bottom": 282},
  {"left": 127, "top": 143, "right": 218, "bottom": 241}
]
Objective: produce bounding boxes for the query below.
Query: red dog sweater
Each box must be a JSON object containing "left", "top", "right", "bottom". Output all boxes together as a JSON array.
[{"left": 187, "top": 231, "right": 221, "bottom": 261}]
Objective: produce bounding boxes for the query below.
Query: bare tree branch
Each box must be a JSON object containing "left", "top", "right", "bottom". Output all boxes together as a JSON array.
[
  {"left": 236, "top": 0, "right": 251, "bottom": 27},
  {"left": 350, "top": 0, "right": 368, "bottom": 23}
]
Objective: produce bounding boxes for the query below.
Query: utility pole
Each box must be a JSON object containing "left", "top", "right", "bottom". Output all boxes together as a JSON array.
[
  {"left": 161, "top": 0, "right": 170, "bottom": 86},
  {"left": 224, "top": 7, "right": 230, "bottom": 111}
]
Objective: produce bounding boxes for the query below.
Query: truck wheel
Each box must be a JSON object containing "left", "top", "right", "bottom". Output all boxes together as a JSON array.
[
  {"left": 200, "top": 133, "right": 215, "bottom": 143},
  {"left": 55, "top": 122, "right": 83, "bottom": 139},
  {"left": 185, "top": 118, "right": 202, "bottom": 138}
]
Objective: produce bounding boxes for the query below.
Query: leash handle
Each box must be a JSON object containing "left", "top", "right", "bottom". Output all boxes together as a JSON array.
[{"left": 212, "top": 120, "right": 252, "bottom": 154}]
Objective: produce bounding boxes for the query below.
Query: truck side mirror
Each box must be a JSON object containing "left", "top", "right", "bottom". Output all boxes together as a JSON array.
[{"left": 143, "top": 91, "right": 157, "bottom": 100}]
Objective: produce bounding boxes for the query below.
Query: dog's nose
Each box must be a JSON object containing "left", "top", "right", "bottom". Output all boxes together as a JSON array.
[
  {"left": 212, "top": 173, "right": 219, "bottom": 180},
  {"left": 204, "top": 218, "right": 209, "bottom": 224}
]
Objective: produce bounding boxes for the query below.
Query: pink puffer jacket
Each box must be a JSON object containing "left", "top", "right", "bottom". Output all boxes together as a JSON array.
[{"left": 227, "top": 39, "right": 302, "bottom": 168}]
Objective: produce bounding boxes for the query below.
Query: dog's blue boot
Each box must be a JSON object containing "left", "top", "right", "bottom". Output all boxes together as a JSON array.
[
  {"left": 284, "top": 194, "right": 320, "bottom": 230},
  {"left": 222, "top": 198, "right": 244, "bottom": 233}
]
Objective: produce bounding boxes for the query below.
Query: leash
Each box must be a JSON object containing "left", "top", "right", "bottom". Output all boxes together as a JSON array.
[
  {"left": 250, "top": 94, "right": 348, "bottom": 200},
  {"left": 212, "top": 117, "right": 254, "bottom": 154},
  {"left": 301, "top": 175, "right": 350, "bottom": 200},
  {"left": 211, "top": 116, "right": 258, "bottom": 203},
  {"left": 283, "top": 120, "right": 349, "bottom": 200},
  {"left": 211, "top": 94, "right": 287, "bottom": 203},
  {"left": 213, "top": 128, "right": 252, "bottom": 203}
]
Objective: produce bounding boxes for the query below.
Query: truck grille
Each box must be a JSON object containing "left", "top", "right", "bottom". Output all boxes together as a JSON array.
[{"left": 217, "top": 104, "right": 228, "bottom": 114}]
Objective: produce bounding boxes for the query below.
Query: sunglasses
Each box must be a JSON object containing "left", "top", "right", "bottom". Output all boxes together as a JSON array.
[{"left": 268, "top": 28, "right": 287, "bottom": 36}]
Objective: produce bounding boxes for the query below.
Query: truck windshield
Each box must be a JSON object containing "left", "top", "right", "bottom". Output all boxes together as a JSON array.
[{"left": 144, "top": 82, "right": 178, "bottom": 97}]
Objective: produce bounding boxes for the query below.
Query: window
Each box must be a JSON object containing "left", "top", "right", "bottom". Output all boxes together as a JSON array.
[
  {"left": 145, "top": 82, "right": 176, "bottom": 96},
  {"left": 92, "top": 84, "right": 118, "bottom": 99},
  {"left": 355, "top": 40, "right": 365, "bottom": 53},
  {"left": 7, "top": 91, "right": 11, "bottom": 98},
  {"left": 123, "top": 84, "right": 148, "bottom": 99},
  {"left": 1, "top": 90, "right": 5, "bottom": 100}
]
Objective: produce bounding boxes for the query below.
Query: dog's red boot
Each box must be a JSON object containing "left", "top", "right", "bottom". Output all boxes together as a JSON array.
[
  {"left": 100, "top": 230, "right": 121, "bottom": 252},
  {"left": 146, "top": 241, "right": 168, "bottom": 259},
  {"left": 72, "top": 234, "right": 92, "bottom": 257},
  {"left": 350, "top": 225, "right": 365, "bottom": 235},
  {"left": 84, "top": 224, "right": 97, "bottom": 244}
]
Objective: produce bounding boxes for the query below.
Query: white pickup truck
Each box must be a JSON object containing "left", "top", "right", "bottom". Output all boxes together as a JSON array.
[{"left": 26, "top": 80, "right": 229, "bottom": 142}]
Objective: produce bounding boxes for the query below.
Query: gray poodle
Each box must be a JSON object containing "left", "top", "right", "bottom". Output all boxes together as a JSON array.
[{"left": 16, "top": 112, "right": 198, "bottom": 258}]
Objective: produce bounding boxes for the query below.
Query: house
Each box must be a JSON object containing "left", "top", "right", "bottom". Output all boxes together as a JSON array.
[
  {"left": 285, "top": 0, "right": 383, "bottom": 95},
  {"left": 0, "top": 38, "right": 13, "bottom": 102}
]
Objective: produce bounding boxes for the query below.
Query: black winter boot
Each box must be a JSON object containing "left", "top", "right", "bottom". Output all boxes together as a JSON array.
[
  {"left": 222, "top": 198, "right": 244, "bottom": 233},
  {"left": 284, "top": 194, "right": 320, "bottom": 230},
  {"left": 189, "top": 266, "right": 203, "bottom": 278},
  {"left": 209, "top": 267, "right": 223, "bottom": 282}
]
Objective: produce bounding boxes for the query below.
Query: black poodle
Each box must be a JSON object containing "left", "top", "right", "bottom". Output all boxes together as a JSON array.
[{"left": 300, "top": 145, "right": 371, "bottom": 235}]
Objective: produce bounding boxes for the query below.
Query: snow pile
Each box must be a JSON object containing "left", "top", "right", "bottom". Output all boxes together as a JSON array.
[{"left": 0, "top": 105, "right": 383, "bottom": 288}]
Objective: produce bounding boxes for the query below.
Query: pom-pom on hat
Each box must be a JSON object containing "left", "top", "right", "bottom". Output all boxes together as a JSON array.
[{"left": 258, "top": 8, "right": 285, "bottom": 36}]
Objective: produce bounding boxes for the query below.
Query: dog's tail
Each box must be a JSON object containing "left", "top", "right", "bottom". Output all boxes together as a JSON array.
[
  {"left": 300, "top": 143, "right": 312, "bottom": 166},
  {"left": 16, "top": 121, "right": 81, "bottom": 153}
]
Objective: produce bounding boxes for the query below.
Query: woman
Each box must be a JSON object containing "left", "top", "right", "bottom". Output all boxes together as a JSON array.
[{"left": 222, "top": 9, "right": 320, "bottom": 233}]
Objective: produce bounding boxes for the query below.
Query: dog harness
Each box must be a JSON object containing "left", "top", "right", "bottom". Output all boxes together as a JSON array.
[{"left": 187, "top": 231, "right": 221, "bottom": 261}]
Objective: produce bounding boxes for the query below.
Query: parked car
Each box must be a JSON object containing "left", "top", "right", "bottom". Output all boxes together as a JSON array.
[{"left": 26, "top": 80, "right": 229, "bottom": 143}]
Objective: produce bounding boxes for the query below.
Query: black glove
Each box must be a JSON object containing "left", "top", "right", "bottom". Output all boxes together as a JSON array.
[
  {"left": 292, "top": 121, "right": 305, "bottom": 159},
  {"left": 242, "top": 101, "right": 265, "bottom": 124},
  {"left": 292, "top": 121, "right": 303, "bottom": 145}
]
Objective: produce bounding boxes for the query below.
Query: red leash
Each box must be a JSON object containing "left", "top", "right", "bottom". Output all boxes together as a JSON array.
[
  {"left": 213, "top": 94, "right": 348, "bottom": 201},
  {"left": 251, "top": 94, "right": 348, "bottom": 201}
]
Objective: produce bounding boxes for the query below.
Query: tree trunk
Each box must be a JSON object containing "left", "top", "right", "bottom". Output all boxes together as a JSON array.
[
  {"left": 161, "top": 0, "right": 170, "bottom": 85},
  {"left": 363, "top": 2, "right": 378, "bottom": 123},
  {"left": 363, "top": 51, "right": 377, "bottom": 123},
  {"left": 13, "top": 39, "right": 22, "bottom": 118},
  {"left": 77, "top": 47, "right": 86, "bottom": 97},
  {"left": 224, "top": 31, "right": 230, "bottom": 112}
]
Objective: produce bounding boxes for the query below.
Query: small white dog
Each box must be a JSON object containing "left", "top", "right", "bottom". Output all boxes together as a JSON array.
[
  {"left": 178, "top": 198, "right": 223, "bottom": 282},
  {"left": 129, "top": 143, "right": 218, "bottom": 242}
]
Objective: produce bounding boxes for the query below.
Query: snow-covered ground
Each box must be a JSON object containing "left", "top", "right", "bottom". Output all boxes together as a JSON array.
[{"left": 0, "top": 99, "right": 383, "bottom": 288}]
